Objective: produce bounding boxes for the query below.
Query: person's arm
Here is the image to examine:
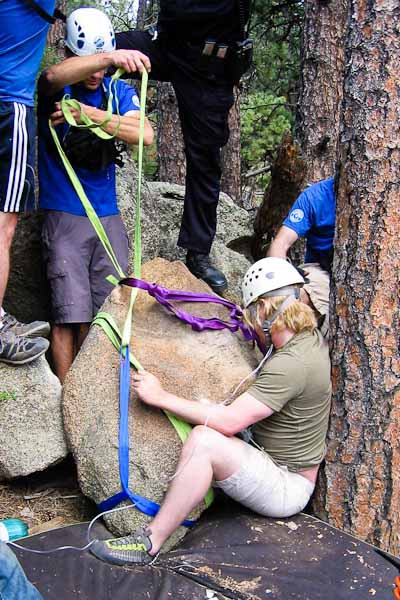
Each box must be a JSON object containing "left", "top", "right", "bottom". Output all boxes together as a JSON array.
[
  {"left": 267, "top": 225, "right": 299, "bottom": 258},
  {"left": 50, "top": 103, "right": 154, "bottom": 145},
  {"left": 133, "top": 371, "right": 274, "bottom": 436},
  {"left": 38, "top": 49, "right": 151, "bottom": 96}
]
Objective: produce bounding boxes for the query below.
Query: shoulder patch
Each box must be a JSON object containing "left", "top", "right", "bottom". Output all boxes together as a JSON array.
[
  {"left": 289, "top": 208, "right": 304, "bottom": 223},
  {"left": 131, "top": 94, "right": 140, "bottom": 108}
]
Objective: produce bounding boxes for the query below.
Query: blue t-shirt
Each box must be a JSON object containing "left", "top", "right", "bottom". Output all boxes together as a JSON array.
[
  {"left": 0, "top": 0, "right": 56, "bottom": 105},
  {"left": 38, "top": 78, "right": 140, "bottom": 217},
  {"left": 283, "top": 178, "right": 336, "bottom": 263}
]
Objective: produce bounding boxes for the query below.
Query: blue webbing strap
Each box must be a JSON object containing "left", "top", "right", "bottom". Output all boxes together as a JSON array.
[{"left": 98, "top": 347, "right": 196, "bottom": 527}]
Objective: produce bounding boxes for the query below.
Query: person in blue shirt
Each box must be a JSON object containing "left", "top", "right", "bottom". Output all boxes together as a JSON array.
[
  {"left": 267, "top": 178, "right": 336, "bottom": 336},
  {"left": 0, "top": 0, "right": 57, "bottom": 365},
  {"left": 38, "top": 8, "right": 153, "bottom": 383}
]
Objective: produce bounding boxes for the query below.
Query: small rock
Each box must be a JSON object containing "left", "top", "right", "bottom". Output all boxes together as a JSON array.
[{"left": 0, "top": 357, "right": 67, "bottom": 478}]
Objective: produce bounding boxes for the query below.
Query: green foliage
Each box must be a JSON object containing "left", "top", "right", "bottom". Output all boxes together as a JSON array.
[
  {"left": 241, "top": 92, "right": 293, "bottom": 187},
  {"left": 0, "top": 391, "right": 17, "bottom": 403},
  {"left": 239, "top": 0, "right": 302, "bottom": 189},
  {"left": 249, "top": 0, "right": 303, "bottom": 97}
]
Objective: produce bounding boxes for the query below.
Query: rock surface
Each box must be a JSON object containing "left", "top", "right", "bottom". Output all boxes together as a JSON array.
[
  {"left": 63, "top": 258, "right": 256, "bottom": 548},
  {"left": 146, "top": 181, "right": 252, "bottom": 255},
  {"left": 4, "top": 211, "right": 51, "bottom": 324},
  {"left": 116, "top": 158, "right": 161, "bottom": 265},
  {"left": 0, "top": 357, "right": 67, "bottom": 479}
]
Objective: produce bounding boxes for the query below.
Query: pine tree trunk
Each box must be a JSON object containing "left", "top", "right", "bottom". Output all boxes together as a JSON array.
[
  {"left": 220, "top": 88, "right": 241, "bottom": 204},
  {"left": 295, "top": 0, "right": 348, "bottom": 184},
  {"left": 136, "top": 0, "right": 146, "bottom": 30},
  {"left": 313, "top": 0, "right": 400, "bottom": 554},
  {"left": 157, "top": 83, "right": 186, "bottom": 184},
  {"left": 47, "top": 0, "right": 66, "bottom": 56}
]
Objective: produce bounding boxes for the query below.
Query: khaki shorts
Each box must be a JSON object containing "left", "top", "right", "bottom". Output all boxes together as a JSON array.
[
  {"left": 300, "top": 263, "right": 330, "bottom": 337},
  {"left": 215, "top": 442, "right": 315, "bottom": 519}
]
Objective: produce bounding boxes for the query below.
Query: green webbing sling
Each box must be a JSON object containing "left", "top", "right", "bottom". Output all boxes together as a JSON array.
[{"left": 51, "top": 69, "right": 214, "bottom": 509}]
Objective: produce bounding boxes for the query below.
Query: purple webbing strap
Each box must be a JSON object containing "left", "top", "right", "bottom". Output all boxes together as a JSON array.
[{"left": 120, "top": 277, "right": 254, "bottom": 342}]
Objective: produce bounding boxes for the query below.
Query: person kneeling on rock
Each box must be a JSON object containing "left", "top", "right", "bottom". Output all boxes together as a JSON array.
[
  {"left": 37, "top": 7, "right": 153, "bottom": 383},
  {"left": 90, "top": 257, "right": 332, "bottom": 565}
]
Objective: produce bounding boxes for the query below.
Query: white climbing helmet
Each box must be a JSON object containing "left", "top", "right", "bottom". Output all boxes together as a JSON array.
[
  {"left": 242, "top": 257, "right": 304, "bottom": 308},
  {"left": 65, "top": 8, "right": 116, "bottom": 56}
]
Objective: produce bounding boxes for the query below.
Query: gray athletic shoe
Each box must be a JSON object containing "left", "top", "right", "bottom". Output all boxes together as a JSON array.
[
  {"left": 1, "top": 312, "right": 50, "bottom": 338},
  {"left": 0, "top": 330, "right": 49, "bottom": 365},
  {"left": 90, "top": 528, "right": 154, "bottom": 566}
]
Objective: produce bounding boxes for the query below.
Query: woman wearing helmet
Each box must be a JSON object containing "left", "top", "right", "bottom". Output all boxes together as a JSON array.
[{"left": 91, "top": 257, "right": 332, "bottom": 566}]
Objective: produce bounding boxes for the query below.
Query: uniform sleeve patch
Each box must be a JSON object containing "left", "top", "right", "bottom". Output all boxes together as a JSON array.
[
  {"left": 289, "top": 208, "right": 304, "bottom": 223},
  {"left": 131, "top": 94, "right": 140, "bottom": 108}
]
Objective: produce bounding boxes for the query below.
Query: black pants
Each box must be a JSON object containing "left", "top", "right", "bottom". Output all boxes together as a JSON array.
[{"left": 116, "top": 31, "right": 234, "bottom": 254}]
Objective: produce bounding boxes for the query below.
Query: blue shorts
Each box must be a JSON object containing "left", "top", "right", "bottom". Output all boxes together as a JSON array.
[{"left": 0, "top": 100, "right": 35, "bottom": 213}]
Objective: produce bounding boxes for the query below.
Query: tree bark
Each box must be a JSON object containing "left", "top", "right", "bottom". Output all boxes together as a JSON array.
[
  {"left": 295, "top": 0, "right": 348, "bottom": 184},
  {"left": 136, "top": 0, "right": 147, "bottom": 30},
  {"left": 220, "top": 88, "right": 241, "bottom": 204},
  {"left": 252, "top": 133, "right": 306, "bottom": 259},
  {"left": 157, "top": 83, "right": 186, "bottom": 184},
  {"left": 46, "top": 0, "right": 66, "bottom": 56},
  {"left": 313, "top": 0, "right": 400, "bottom": 554}
]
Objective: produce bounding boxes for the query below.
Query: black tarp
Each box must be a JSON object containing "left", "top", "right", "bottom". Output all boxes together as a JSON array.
[{"left": 16, "top": 504, "right": 398, "bottom": 600}]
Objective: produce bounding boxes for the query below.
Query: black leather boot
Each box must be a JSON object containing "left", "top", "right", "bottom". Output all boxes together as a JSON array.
[{"left": 186, "top": 251, "right": 228, "bottom": 294}]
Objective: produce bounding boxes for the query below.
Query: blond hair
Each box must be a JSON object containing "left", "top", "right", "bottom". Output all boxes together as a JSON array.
[{"left": 243, "top": 294, "right": 317, "bottom": 335}]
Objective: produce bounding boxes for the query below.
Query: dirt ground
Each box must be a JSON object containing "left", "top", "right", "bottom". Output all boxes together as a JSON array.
[{"left": 0, "top": 456, "right": 96, "bottom": 536}]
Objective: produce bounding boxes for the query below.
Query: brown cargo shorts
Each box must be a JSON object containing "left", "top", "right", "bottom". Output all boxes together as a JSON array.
[{"left": 42, "top": 210, "right": 129, "bottom": 324}]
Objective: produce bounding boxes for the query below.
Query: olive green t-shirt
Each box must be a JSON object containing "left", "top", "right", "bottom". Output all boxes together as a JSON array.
[{"left": 248, "top": 329, "right": 331, "bottom": 472}]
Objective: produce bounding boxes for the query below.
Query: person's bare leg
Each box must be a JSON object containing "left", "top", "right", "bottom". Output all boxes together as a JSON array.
[
  {"left": 147, "top": 426, "right": 249, "bottom": 554},
  {"left": 0, "top": 213, "right": 18, "bottom": 312},
  {"left": 51, "top": 324, "right": 75, "bottom": 384},
  {"left": 76, "top": 323, "right": 90, "bottom": 352}
]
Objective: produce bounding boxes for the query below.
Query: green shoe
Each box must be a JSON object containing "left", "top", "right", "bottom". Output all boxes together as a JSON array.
[{"left": 90, "top": 528, "right": 154, "bottom": 566}]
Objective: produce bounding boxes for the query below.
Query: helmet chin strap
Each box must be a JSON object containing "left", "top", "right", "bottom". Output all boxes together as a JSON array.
[{"left": 262, "top": 294, "right": 299, "bottom": 336}]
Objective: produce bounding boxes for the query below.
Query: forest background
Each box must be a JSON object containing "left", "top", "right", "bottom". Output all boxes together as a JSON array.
[{"left": 42, "top": 0, "right": 400, "bottom": 557}]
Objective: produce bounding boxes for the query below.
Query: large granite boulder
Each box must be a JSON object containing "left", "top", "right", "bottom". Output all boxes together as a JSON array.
[
  {"left": 0, "top": 357, "right": 67, "bottom": 478},
  {"left": 146, "top": 182, "right": 252, "bottom": 254},
  {"left": 210, "top": 240, "right": 252, "bottom": 304},
  {"left": 63, "top": 258, "right": 256, "bottom": 548}
]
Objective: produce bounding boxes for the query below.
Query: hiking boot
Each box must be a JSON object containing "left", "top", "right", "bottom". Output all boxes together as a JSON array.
[
  {"left": 90, "top": 528, "right": 154, "bottom": 566},
  {"left": 0, "top": 330, "right": 49, "bottom": 365},
  {"left": 1, "top": 312, "right": 50, "bottom": 338},
  {"left": 186, "top": 251, "right": 228, "bottom": 294}
]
